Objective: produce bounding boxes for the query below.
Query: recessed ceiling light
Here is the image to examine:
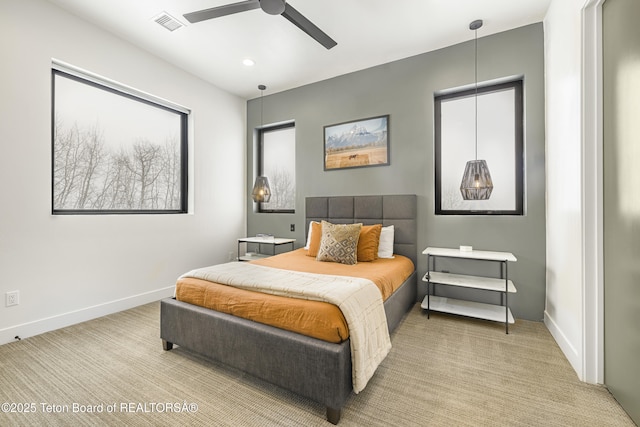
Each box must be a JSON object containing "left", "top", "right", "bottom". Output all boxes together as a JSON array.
[{"left": 242, "top": 59, "right": 255, "bottom": 67}]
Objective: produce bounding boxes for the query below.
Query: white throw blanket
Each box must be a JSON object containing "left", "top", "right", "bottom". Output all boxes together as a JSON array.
[{"left": 180, "top": 262, "right": 391, "bottom": 393}]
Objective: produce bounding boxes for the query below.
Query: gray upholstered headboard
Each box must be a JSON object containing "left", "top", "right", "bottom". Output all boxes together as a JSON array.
[{"left": 305, "top": 195, "right": 417, "bottom": 267}]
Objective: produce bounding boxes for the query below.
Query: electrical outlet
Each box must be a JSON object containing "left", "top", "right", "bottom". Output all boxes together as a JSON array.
[
  {"left": 228, "top": 251, "right": 235, "bottom": 261},
  {"left": 290, "top": 224, "right": 295, "bottom": 232},
  {"left": 6, "top": 291, "right": 19, "bottom": 307}
]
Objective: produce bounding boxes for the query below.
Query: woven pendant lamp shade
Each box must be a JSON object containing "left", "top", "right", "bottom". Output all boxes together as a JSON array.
[
  {"left": 460, "top": 159, "right": 493, "bottom": 200},
  {"left": 251, "top": 176, "right": 271, "bottom": 203}
]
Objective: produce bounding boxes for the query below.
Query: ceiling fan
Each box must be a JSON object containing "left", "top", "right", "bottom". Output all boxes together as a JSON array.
[{"left": 183, "top": 0, "right": 337, "bottom": 50}]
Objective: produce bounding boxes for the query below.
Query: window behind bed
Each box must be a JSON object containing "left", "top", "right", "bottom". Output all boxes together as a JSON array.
[{"left": 257, "top": 122, "right": 296, "bottom": 213}]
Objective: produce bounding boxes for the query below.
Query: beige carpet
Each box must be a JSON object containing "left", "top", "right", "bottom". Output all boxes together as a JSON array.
[{"left": 0, "top": 302, "right": 634, "bottom": 426}]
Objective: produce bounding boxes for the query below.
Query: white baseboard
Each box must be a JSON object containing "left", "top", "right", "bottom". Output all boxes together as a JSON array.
[
  {"left": 544, "top": 309, "right": 582, "bottom": 380},
  {"left": 0, "top": 286, "right": 175, "bottom": 346}
]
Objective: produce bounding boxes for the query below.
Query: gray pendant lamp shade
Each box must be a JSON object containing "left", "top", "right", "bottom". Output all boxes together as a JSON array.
[
  {"left": 460, "top": 19, "right": 493, "bottom": 201},
  {"left": 460, "top": 159, "right": 493, "bottom": 200},
  {"left": 252, "top": 176, "right": 271, "bottom": 203}
]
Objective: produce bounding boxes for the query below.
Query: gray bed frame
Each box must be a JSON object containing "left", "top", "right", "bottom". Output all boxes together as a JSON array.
[{"left": 160, "top": 195, "right": 417, "bottom": 424}]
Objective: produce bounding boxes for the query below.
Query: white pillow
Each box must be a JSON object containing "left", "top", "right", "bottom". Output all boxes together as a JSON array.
[
  {"left": 377, "top": 225, "right": 395, "bottom": 259},
  {"left": 304, "top": 221, "right": 318, "bottom": 249}
]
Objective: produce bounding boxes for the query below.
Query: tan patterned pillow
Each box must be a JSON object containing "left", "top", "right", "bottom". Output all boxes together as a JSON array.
[{"left": 316, "top": 221, "right": 362, "bottom": 265}]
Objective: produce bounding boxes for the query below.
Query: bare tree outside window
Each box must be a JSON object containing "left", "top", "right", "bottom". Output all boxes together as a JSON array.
[
  {"left": 258, "top": 123, "right": 295, "bottom": 213},
  {"left": 52, "top": 67, "right": 188, "bottom": 214}
]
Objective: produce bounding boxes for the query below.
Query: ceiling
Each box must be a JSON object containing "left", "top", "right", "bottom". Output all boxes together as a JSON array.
[{"left": 46, "top": 0, "right": 551, "bottom": 99}]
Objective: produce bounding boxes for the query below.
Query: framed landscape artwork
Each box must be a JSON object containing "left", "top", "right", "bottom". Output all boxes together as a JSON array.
[{"left": 323, "top": 115, "right": 389, "bottom": 170}]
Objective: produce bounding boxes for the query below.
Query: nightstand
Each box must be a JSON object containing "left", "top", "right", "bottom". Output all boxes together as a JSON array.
[
  {"left": 237, "top": 236, "right": 296, "bottom": 261},
  {"left": 422, "top": 247, "right": 517, "bottom": 333}
]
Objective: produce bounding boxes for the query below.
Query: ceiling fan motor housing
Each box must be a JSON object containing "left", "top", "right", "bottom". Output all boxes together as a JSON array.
[{"left": 260, "top": 0, "right": 286, "bottom": 15}]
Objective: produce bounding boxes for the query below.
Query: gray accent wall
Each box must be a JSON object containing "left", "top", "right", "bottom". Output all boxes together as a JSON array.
[{"left": 246, "top": 23, "right": 546, "bottom": 321}]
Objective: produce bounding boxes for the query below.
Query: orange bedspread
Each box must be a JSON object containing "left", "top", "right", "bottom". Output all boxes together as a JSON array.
[{"left": 175, "top": 249, "right": 414, "bottom": 343}]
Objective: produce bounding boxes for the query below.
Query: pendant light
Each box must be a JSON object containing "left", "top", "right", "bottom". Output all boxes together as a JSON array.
[
  {"left": 252, "top": 84, "right": 272, "bottom": 203},
  {"left": 251, "top": 176, "right": 271, "bottom": 202},
  {"left": 460, "top": 19, "right": 493, "bottom": 201}
]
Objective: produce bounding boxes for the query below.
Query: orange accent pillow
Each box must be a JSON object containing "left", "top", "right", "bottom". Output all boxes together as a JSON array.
[
  {"left": 306, "top": 221, "right": 323, "bottom": 257},
  {"left": 357, "top": 224, "right": 382, "bottom": 262}
]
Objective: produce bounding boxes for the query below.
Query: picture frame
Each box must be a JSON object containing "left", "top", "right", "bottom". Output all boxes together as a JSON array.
[{"left": 323, "top": 115, "right": 389, "bottom": 170}]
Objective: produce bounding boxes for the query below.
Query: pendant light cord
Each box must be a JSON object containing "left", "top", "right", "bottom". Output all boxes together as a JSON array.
[
  {"left": 474, "top": 25, "right": 478, "bottom": 161},
  {"left": 258, "top": 84, "right": 266, "bottom": 128}
]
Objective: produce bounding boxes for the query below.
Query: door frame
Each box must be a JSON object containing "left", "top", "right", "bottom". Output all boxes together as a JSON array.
[{"left": 581, "top": 0, "right": 604, "bottom": 384}]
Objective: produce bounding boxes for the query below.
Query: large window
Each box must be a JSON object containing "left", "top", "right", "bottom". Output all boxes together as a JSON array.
[
  {"left": 434, "top": 80, "right": 524, "bottom": 215},
  {"left": 257, "top": 123, "right": 296, "bottom": 213},
  {"left": 51, "top": 62, "right": 188, "bottom": 214}
]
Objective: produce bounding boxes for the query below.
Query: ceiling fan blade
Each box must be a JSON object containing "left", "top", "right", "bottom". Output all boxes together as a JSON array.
[
  {"left": 281, "top": 3, "right": 337, "bottom": 50},
  {"left": 184, "top": 0, "right": 260, "bottom": 23}
]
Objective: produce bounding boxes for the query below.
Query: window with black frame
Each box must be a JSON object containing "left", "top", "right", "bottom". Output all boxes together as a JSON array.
[
  {"left": 434, "top": 79, "right": 524, "bottom": 215},
  {"left": 51, "top": 63, "right": 188, "bottom": 214},
  {"left": 257, "top": 122, "right": 296, "bottom": 213}
]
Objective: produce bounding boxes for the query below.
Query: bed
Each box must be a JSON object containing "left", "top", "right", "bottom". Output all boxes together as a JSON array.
[{"left": 160, "top": 194, "right": 417, "bottom": 424}]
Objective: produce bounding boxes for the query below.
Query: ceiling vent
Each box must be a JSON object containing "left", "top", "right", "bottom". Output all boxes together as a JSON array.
[{"left": 153, "top": 12, "right": 184, "bottom": 32}]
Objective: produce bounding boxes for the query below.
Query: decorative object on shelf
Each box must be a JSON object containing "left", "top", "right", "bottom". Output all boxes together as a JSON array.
[
  {"left": 460, "top": 19, "right": 493, "bottom": 201},
  {"left": 255, "top": 233, "right": 275, "bottom": 241},
  {"left": 323, "top": 115, "right": 390, "bottom": 171},
  {"left": 251, "top": 176, "right": 271, "bottom": 202}
]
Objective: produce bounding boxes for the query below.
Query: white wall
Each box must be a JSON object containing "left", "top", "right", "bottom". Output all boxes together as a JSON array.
[
  {"left": 544, "top": 0, "right": 597, "bottom": 381},
  {"left": 0, "top": 0, "right": 246, "bottom": 344}
]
